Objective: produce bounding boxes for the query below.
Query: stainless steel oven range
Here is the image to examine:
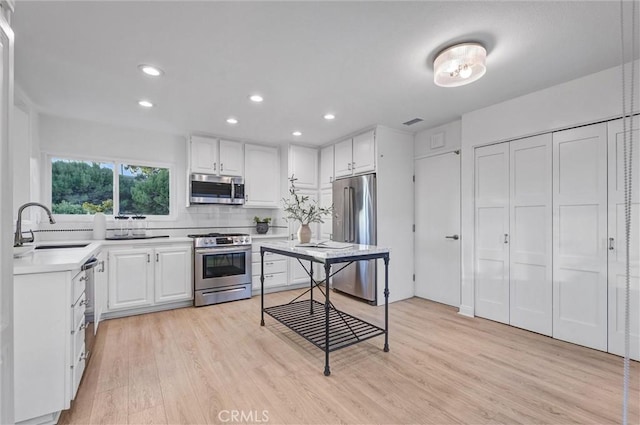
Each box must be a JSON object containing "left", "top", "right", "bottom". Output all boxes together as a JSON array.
[{"left": 190, "top": 233, "right": 252, "bottom": 307}]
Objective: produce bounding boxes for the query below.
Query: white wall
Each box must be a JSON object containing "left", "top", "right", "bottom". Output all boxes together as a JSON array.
[
  {"left": 414, "top": 120, "right": 461, "bottom": 158},
  {"left": 459, "top": 60, "right": 640, "bottom": 317},
  {"left": 36, "top": 114, "right": 284, "bottom": 239}
]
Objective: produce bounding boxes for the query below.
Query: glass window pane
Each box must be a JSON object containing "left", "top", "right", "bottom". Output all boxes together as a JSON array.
[
  {"left": 51, "top": 158, "right": 114, "bottom": 214},
  {"left": 118, "top": 164, "right": 170, "bottom": 215}
]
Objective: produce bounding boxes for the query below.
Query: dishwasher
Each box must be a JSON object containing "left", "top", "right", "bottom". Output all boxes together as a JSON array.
[{"left": 82, "top": 256, "right": 100, "bottom": 361}]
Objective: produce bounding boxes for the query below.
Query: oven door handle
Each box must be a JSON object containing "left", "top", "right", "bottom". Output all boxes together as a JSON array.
[{"left": 195, "top": 246, "right": 252, "bottom": 255}]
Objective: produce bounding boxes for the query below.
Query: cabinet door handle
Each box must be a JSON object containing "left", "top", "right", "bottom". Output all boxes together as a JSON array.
[
  {"left": 609, "top": 237, "right": 615, "bottom": 250},
  {"left": 504, "top": 233, "right": 509, "bottom": 244},
  {"left": 245, "top": 195, "right": 248, "bottom": 201},
  {"left": 352, "top": 161, "right": 355, "bottom": 168},
  {"left": 99, "top": 260, "right": 105, "bottom": 272},
  {"left": 213, "top": 163, "right": 217, "bottom": 171},
  {"left": 445, "top": 235, "right": 460, "bottom": 240},
  {"left": 266, "top": 262, "right": 274, "bottom": 266},
  {"left": 347, "top": 163, "right": 351, "bottom": 170},
  {"left": 79, "top": 299, "right": 89, "bottom": 307},
  {"left": 156, "top": 253, "right": 159, "bottom": 262},
  {"left": 147, "top": 254, "right": 150, "bottom": 263},
  {"left": 330, "top": 176, "right": 333, "bottom": 183},
  {"left": 221, "top": 163, "right": 224, "bottom": 172}
]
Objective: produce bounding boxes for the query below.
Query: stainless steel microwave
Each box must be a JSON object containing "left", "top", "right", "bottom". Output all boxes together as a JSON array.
[{"left": 189, "top": 174, "right": 245, "bottom": 205}]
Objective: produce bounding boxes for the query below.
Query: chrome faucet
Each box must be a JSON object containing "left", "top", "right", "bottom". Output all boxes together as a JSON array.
[{"left": 14, "top": 202, "right": 56, "bottom": 247}]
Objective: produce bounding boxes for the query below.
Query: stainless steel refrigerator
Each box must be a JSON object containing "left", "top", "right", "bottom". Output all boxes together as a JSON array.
[{"left": 332, "top": 173, "right": 377, "bottom": 303}]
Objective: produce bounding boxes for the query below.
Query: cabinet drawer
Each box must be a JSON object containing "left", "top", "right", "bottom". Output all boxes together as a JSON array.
[
  {"left": 71, "top": 344, "right": 87, "bottom": 400},
  {"left": 72, "top": 270, "right": 87, "bottom": 305},
  {"left": 72, "top": 319, "right": 86, "bottom": 363},
  {"left": 73, "top": 292, "right": 86, "bottom": 330},
  {"left": 252, "top": 272, "right": 287, "bottom": 289},
  {"left": 252, "top": 259, "right": 287, "bottom": 275}
]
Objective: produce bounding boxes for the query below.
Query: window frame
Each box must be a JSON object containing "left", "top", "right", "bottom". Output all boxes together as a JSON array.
[{"left": 43, "top": 152, "right": 176, "bottom": 221}]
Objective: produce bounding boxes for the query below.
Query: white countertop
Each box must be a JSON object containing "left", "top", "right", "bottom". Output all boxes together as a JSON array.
[
  {"left": 259, "top": 240, "right": 390, "bottom": 260},
  {"left": 13, "top": 237, "right": 193, "bottom": 275}
]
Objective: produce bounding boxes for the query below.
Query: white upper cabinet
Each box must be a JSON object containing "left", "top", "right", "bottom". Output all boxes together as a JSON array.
[
  {"left": 320, "top": 145, "right": 334, "bottom": 189},
  {"left": 352, "top": 130, "right": 376, "bottom": 175},
  {"left": 219, "top": 139, "right": 243, "bottom": 176},
  {"left": 190, "top": 135, "right": 243, "bottom": 177},
  {"left": 244, "top": 144, "right": 280, "bottom": 208},
  {"left": 333, "top": 130, "right": 376, "bottom": 179},
  {"left": 288, "top": 145, "right": 318, "bottom": 189},
  {"left": 334, "top": 138, "right": 353, "bottom": 178},
  {"left": 190, "top": 135, "right": 218, "bottom": 174}
]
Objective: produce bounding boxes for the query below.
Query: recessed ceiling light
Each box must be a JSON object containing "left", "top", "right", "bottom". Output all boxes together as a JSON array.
[
  {"left": 138, "top": 64, "right": 163, "bottom": 77},
  {"left": 249, "top": 94, "right": 264, "bottom": 103},
  {"left": 138, "top": 100, "right": 154, "bottom": 108},
  {"left": 323, "top": 113, "right": 335, "bottom": 120},
  {"left": 292, "top": 131, "right": 302, "bottom": 137},
  {"left": 226, "top": 117, "right": 238, "bottom": 124}
]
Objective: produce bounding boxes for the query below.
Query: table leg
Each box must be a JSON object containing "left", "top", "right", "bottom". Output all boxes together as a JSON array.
[
  {"left": 384, "top": 255, "right": 390, "bottom": 352},
  {"left": 260, "top": 249, "right": 265, "bottom": 326},
  {"left": 310, "top": 261, "right": 314, "bottom": 315},
  {"left": 324, "top": 262, "right": 331, "bottom": 376}
]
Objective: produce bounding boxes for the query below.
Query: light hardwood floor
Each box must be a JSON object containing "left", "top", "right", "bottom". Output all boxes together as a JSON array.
[{"left": 60, "top": 290, "right": 639, "bottom": 424}]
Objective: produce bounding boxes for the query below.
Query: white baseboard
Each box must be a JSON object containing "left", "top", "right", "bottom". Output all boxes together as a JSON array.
[{"left": 458, "top": 305, "right": 474, "bottom": 317}]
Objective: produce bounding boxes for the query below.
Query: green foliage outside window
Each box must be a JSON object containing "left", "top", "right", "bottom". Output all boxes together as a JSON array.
[{"left": 51, "top": 158, "right": 170, "bottom": 216}]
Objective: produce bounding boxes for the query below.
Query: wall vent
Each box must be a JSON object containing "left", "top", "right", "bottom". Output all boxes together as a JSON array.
[{"left": 402, "top": 118, "right": 423, "bottom": 126}]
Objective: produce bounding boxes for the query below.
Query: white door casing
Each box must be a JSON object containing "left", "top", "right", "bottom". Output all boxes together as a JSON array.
[
  {"left": 607, "top": 117, "right": 639, "bottom": 360},
  {"left": 552, "top": 123, "right": 608, "bottom": 351},
  {"left": 508, "top": 134, "right": 553, "bottom": 336},
  {"left": 474, "top": 143, "right": 510, "bottom": 323},
  {"left": 415, "top": 152, "right": 461, "bottom": 307}
]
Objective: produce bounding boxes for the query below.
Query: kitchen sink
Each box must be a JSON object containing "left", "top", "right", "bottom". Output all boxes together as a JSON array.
[{"left": 35, "top": 243, "right": 89, "bottom": 250}]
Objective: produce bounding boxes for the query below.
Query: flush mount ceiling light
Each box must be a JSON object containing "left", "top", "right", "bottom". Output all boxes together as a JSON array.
[
  {"left": 323, "top": 113, "right": 336, "bottom": 120},
  {"left": 433, "top": 42, "right": 487, "bottom": 87},
  {"left": 138, "top": 100, "right": 154, "bottom": 108},
  {"left": 292, "top": 131, "right": 302, "bottom": 136},
  {"left": 138, "top": 64, "right": 164, "bottom": 77},
  {"left": 249, "top": 94, "right": 264, "bottom": 103},
  {"left": 226, "top": 117, "right": 238, "bottom": 124}
]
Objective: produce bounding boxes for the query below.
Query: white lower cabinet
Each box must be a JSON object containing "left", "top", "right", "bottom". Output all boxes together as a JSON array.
[
  {"left": 154, "top": 245, "right": 193, "bottom": 303},
  {"left": 108, "top": 243, "right": 192, "bottom": 312},
  {"left": 14, "top": 268, "right": 88, "bottom": 423},
  {"left": 251, "top": 237, "right": 289, "bottom": 291}
]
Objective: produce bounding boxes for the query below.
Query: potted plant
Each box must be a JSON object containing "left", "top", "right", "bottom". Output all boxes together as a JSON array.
[
  {"left": 282, "top": 176, "right": 332, "bottom": 243},
  {"left": 254, "top": 216, "right": 271, "bottom": 234}
]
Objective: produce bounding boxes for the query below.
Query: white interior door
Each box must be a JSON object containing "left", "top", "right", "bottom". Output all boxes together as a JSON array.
[
  {"left": 552, "top": 123, "right": 608, "bottom": 351},
  {"left": 509, "top": 134, "right": 552, "bottom": 336},
  {"left": 607, "top": 117, "right": 639, "bottom": 360},
  {"left": 415, "top": 152, "right": 461, "bottom": 307},
  {"left": 474, "top": 143, "right": 510, "bottom": 323}
]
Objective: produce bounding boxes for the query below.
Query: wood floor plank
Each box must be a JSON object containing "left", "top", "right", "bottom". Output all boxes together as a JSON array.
[{"left": 60, "top": 291, "right": 639, "bottom": 424}]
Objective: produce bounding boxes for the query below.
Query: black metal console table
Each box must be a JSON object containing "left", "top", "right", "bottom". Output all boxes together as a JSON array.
[{"left": 259, "top": 241, "right": 390, "bottom": 376}]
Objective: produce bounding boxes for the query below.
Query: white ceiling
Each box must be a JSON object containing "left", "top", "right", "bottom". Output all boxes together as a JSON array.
[{"left": 12, "top": 1, "right": 631, "bottom": 146}]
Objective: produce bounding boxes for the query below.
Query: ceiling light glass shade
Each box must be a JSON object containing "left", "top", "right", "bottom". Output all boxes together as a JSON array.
[{"left": 433, "top": 43, "right": 486, "bottom": 87}]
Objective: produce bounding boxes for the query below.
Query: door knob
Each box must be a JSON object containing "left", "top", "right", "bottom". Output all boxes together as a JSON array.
[{"left": 445, "top": 235, "right": 460, "bottom": 240}]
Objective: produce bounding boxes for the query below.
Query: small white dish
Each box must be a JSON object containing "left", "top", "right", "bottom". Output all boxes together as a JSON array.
[{"left": 13, "top": 245, "right": 35, "bottom": 258}]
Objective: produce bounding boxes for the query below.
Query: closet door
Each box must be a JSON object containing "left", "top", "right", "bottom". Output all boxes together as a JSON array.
[
  {"left": 607, "top": 117, "right": 639, "bottom": 360},
  {"left": 474, "top": 143, "right": 510, "bottom": 323},
  {"left": 552, "top": 123, "right": 608, "bottom": 351},
  {"left": 509, "top": 134, "right": 552, "bottom": 335}
]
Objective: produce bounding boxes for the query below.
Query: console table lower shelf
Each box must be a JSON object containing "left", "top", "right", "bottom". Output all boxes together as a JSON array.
[
  {"left": 263, "top": 299, "right": 386, "bottom": 352},
  {"left": 259, "top": 240, "right": 390, "bottom": 376}
]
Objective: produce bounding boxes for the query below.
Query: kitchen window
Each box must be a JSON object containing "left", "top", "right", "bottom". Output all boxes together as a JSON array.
[{"left": 50, "top": 157, "right": 171, "bottom": 216}]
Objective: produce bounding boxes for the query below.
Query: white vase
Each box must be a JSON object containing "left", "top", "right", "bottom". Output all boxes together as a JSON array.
[
  {"left": 92, "top": 212, "right": 106, "bottom": 240},
  {"left": 297, "top": 224, "right": 312, "bottom": 243}
]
